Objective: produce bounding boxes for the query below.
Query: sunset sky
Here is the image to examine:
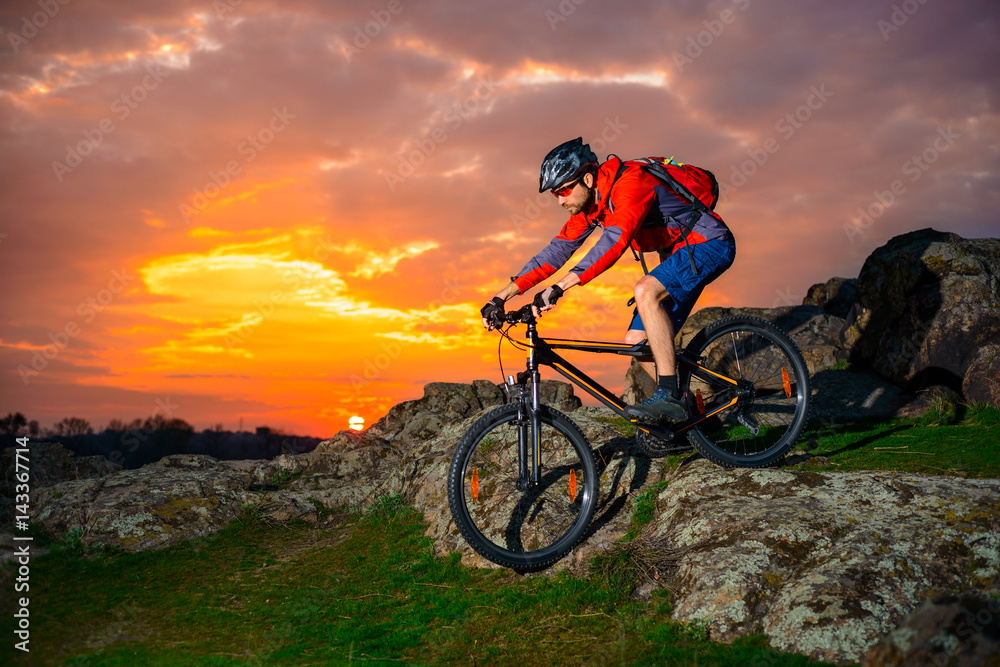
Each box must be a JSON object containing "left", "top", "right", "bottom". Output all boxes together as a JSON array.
[{"left": 1, "top": 0, "right": 997, "bottom": 437}]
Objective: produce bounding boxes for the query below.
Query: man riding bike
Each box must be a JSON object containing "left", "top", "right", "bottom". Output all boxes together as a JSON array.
[{"left": 480, "top": 137, "right": 736, "bottom": 422}]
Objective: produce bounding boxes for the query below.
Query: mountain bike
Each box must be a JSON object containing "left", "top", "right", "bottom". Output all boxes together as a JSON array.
[{"left": 447, "top": 304, "right": 810, "bottom": 569}]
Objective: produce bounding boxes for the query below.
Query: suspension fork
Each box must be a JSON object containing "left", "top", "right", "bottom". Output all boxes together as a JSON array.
[{"left": 514, "top": 321, "right": 542, "bottom": 487}]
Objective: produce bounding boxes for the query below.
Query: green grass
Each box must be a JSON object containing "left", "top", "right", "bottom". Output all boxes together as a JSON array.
[
  {"left": 2, "top": 503, "right": 836, "bottom": 667},
  {"left": 799, "top": 405, "right": 1000, "bottom": 478},
  {"left": 5, "top": 409, "right": 995, "bottom": 665}
]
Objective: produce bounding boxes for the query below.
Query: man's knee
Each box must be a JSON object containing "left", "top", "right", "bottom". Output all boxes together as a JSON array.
[
  {"left": 634, "top": 277, "right": 667, "bottom": 306},
  {"left": 624, "top": 329, "right": 646, "bottom": 345}
]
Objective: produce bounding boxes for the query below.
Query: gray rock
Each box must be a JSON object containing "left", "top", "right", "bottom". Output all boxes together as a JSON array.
[
  {"left": 26, "top": 388, "right": 1000, "bottom": 666},
  {"left": 643, "top": 459, "right": 1000, "bottom": 665},
  {"left": 1, "top": 441, "right": 120, "bottom": 490},
  {"left": 962, "top": 343, "right": 1000, "bottom": 411},
  {"left": 537, "top": 379, "right": 583, "bottom": 412},
  {"left": 843, "top": 228, "right": 1000, "bottom": 393},
  {"left": 366, "top": 380, "right": 508, "bottom": 442},
  {"left": 803, "top": 277, "right": 858, "bottom": 319},
  {"left": 622, "top": 357, "right": 656, "bottom": 405},
  {"left": 861, "top": 594, "right": 1000, "bottom": 667},
  {"left": 32, "top": 455, "right": 252, "bottom": 552}
]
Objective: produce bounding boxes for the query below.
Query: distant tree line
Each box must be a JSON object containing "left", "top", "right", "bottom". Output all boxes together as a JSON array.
[{"left": 0, "top": 412, "right": 322, "bottom": 469}]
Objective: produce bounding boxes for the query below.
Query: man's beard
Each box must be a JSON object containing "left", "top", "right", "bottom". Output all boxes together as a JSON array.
[{"left": 562, "top": 188, "right": 593, "bottom": 215}]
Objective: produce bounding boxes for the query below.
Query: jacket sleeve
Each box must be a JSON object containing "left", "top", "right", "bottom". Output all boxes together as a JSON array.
[
  {"left": 512, "top": 216, "right": 596, "bottom": 293},
  {"left": 570, "top": 170, "right": 657, "bottom": 286}
]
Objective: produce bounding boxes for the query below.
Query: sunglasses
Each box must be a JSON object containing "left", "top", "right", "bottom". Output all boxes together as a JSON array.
[{"left": 550, "top": 180, "right": 578, "bottom": 198}]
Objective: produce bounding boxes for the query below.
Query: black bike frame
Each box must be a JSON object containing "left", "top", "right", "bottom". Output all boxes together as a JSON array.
[{"left": 513, "top": 318, "right": 748, "bottom": 454}]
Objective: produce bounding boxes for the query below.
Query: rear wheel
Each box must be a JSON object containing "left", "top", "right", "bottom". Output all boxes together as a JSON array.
[
  {"left": 681, "top": 316, "right": 810, "bottom": 468},
  {"left": 447, "top": 403, "right": 597, "bottom": 569}
]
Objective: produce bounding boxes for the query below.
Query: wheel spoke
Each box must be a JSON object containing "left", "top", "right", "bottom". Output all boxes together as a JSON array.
[
  {"left": 684, "top": 318, "right": 809, "bottom": 467},
  {"left": 449, "top": 405, "right": 597, "bottom": 568}
]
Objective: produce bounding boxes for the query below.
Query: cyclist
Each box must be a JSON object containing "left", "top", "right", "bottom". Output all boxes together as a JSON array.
[{"left": 480, "top": 137, "right": 736, "bottom": 422}]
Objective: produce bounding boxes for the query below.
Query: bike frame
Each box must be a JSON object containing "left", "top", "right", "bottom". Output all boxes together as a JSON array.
[{"left": 508, "top": 317, "right": 751, "bottom": 483}]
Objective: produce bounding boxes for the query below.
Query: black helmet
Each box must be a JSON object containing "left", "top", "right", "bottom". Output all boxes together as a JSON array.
[{"left": 538, "top": 137, "right": 598, "bottom": 193}]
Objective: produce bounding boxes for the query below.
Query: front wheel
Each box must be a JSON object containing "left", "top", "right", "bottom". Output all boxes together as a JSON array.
[
  {"left": 447, "top": 403, "right": 597, "bottom": 569},
  {"left": 682, "top": 316, "right": 810, "bottom": 468}
]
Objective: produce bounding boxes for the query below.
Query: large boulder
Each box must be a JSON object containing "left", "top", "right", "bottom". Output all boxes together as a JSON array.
[
  {"left": 1, "top": 442, "right": 121, "bottom": 525},
  {"left": 32, "top": 455, "right": 252, "bottom": 552},
  {"left": 642, "top": 459, "right": 1000, "bottom": 665},
  {"left": 366, "top": 380, "right": 506, "bottom": 442},
  {"left": 1, "top": 441, "right": 120, "bottom": 490},
  {"left": 621, "top": 358, "right": 657, "bottom": 405},
  {"left": 843, "top": 228, "right": 1000, "bottom": 394}
]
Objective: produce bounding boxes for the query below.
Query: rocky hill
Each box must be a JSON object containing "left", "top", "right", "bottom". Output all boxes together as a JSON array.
[{"left": 4, "top": 228, "right": 1000, "bottom": 665}]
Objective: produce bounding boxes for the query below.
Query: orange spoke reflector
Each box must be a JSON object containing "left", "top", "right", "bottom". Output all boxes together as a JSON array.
[
  {"left": 695, "top": 389, "right": 705, "bottom": 415},
  {"left": 781, "top": 367, "right": 792, "bottom": 398},
  {"left": 568, "top": 469, "right": 577, "bottom": 501},
  {"left": 470, "top": 468, "right": 479, "bottom": 502}
]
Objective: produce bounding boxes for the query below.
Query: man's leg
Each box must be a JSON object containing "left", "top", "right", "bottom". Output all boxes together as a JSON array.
[
  {"left": 623, "top": 327, "right": 655, "bottom": 382},
  {"left": 626, "top": 274, "right": 689, "bottom": 421},
  {"left": 626, "top": 238, "right": 735, "bottom": 421},
  {"left": 633, "top": 275, "right": 676, "bottom": 378}
]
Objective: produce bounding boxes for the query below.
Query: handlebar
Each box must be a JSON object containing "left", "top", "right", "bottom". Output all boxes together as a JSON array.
[{"left": 504, "top": 304, "right": 536, "bottom": 325}]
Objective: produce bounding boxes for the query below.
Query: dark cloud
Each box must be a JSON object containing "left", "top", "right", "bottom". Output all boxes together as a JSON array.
[{"left": 1, "top": 0, "right": 997, "bottom": 431}]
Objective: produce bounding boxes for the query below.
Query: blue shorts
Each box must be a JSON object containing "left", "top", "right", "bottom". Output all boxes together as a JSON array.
[{"left": 628, "top": 237, "right": 736, "bottom": 333}]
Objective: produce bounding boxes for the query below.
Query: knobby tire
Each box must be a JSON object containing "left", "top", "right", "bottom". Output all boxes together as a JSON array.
[
  {"left": 447, "top": 403, "right": 597, "bottom": 569},
  {"left": 682, "top": 316, "right": 810, "bottom": 468}
]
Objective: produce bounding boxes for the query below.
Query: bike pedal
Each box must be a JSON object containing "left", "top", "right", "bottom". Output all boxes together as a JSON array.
[
  {"left": 634, "top": 424, "right": 676, "bottom": 441},
  {"left": 737, "top": 410, "right": 761, "bottom": 435}
]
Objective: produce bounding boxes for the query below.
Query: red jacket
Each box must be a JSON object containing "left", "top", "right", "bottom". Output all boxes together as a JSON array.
[{"left": 513, "top": 157, "right": 732, "bottom": 292}]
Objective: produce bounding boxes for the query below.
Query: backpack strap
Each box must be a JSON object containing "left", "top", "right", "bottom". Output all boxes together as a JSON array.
[
  {"left": 602, "top": 156, "right": 628, "bottom": 215},
  {"left": 633, "top": 158, "right": 703, "bottom": 276}
]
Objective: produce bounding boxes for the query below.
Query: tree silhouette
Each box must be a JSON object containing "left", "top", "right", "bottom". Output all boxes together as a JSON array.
[
  {"left": 54, "top": 417, "right": 94, "bottom": 437},
  {"left": 0, "top": 412, "right": 27, "bottom": 436}
]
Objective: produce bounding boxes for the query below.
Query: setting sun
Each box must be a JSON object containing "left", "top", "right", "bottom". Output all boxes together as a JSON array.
[{"left": 349, "top": 416, "right": 364, "bottom": 431}]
